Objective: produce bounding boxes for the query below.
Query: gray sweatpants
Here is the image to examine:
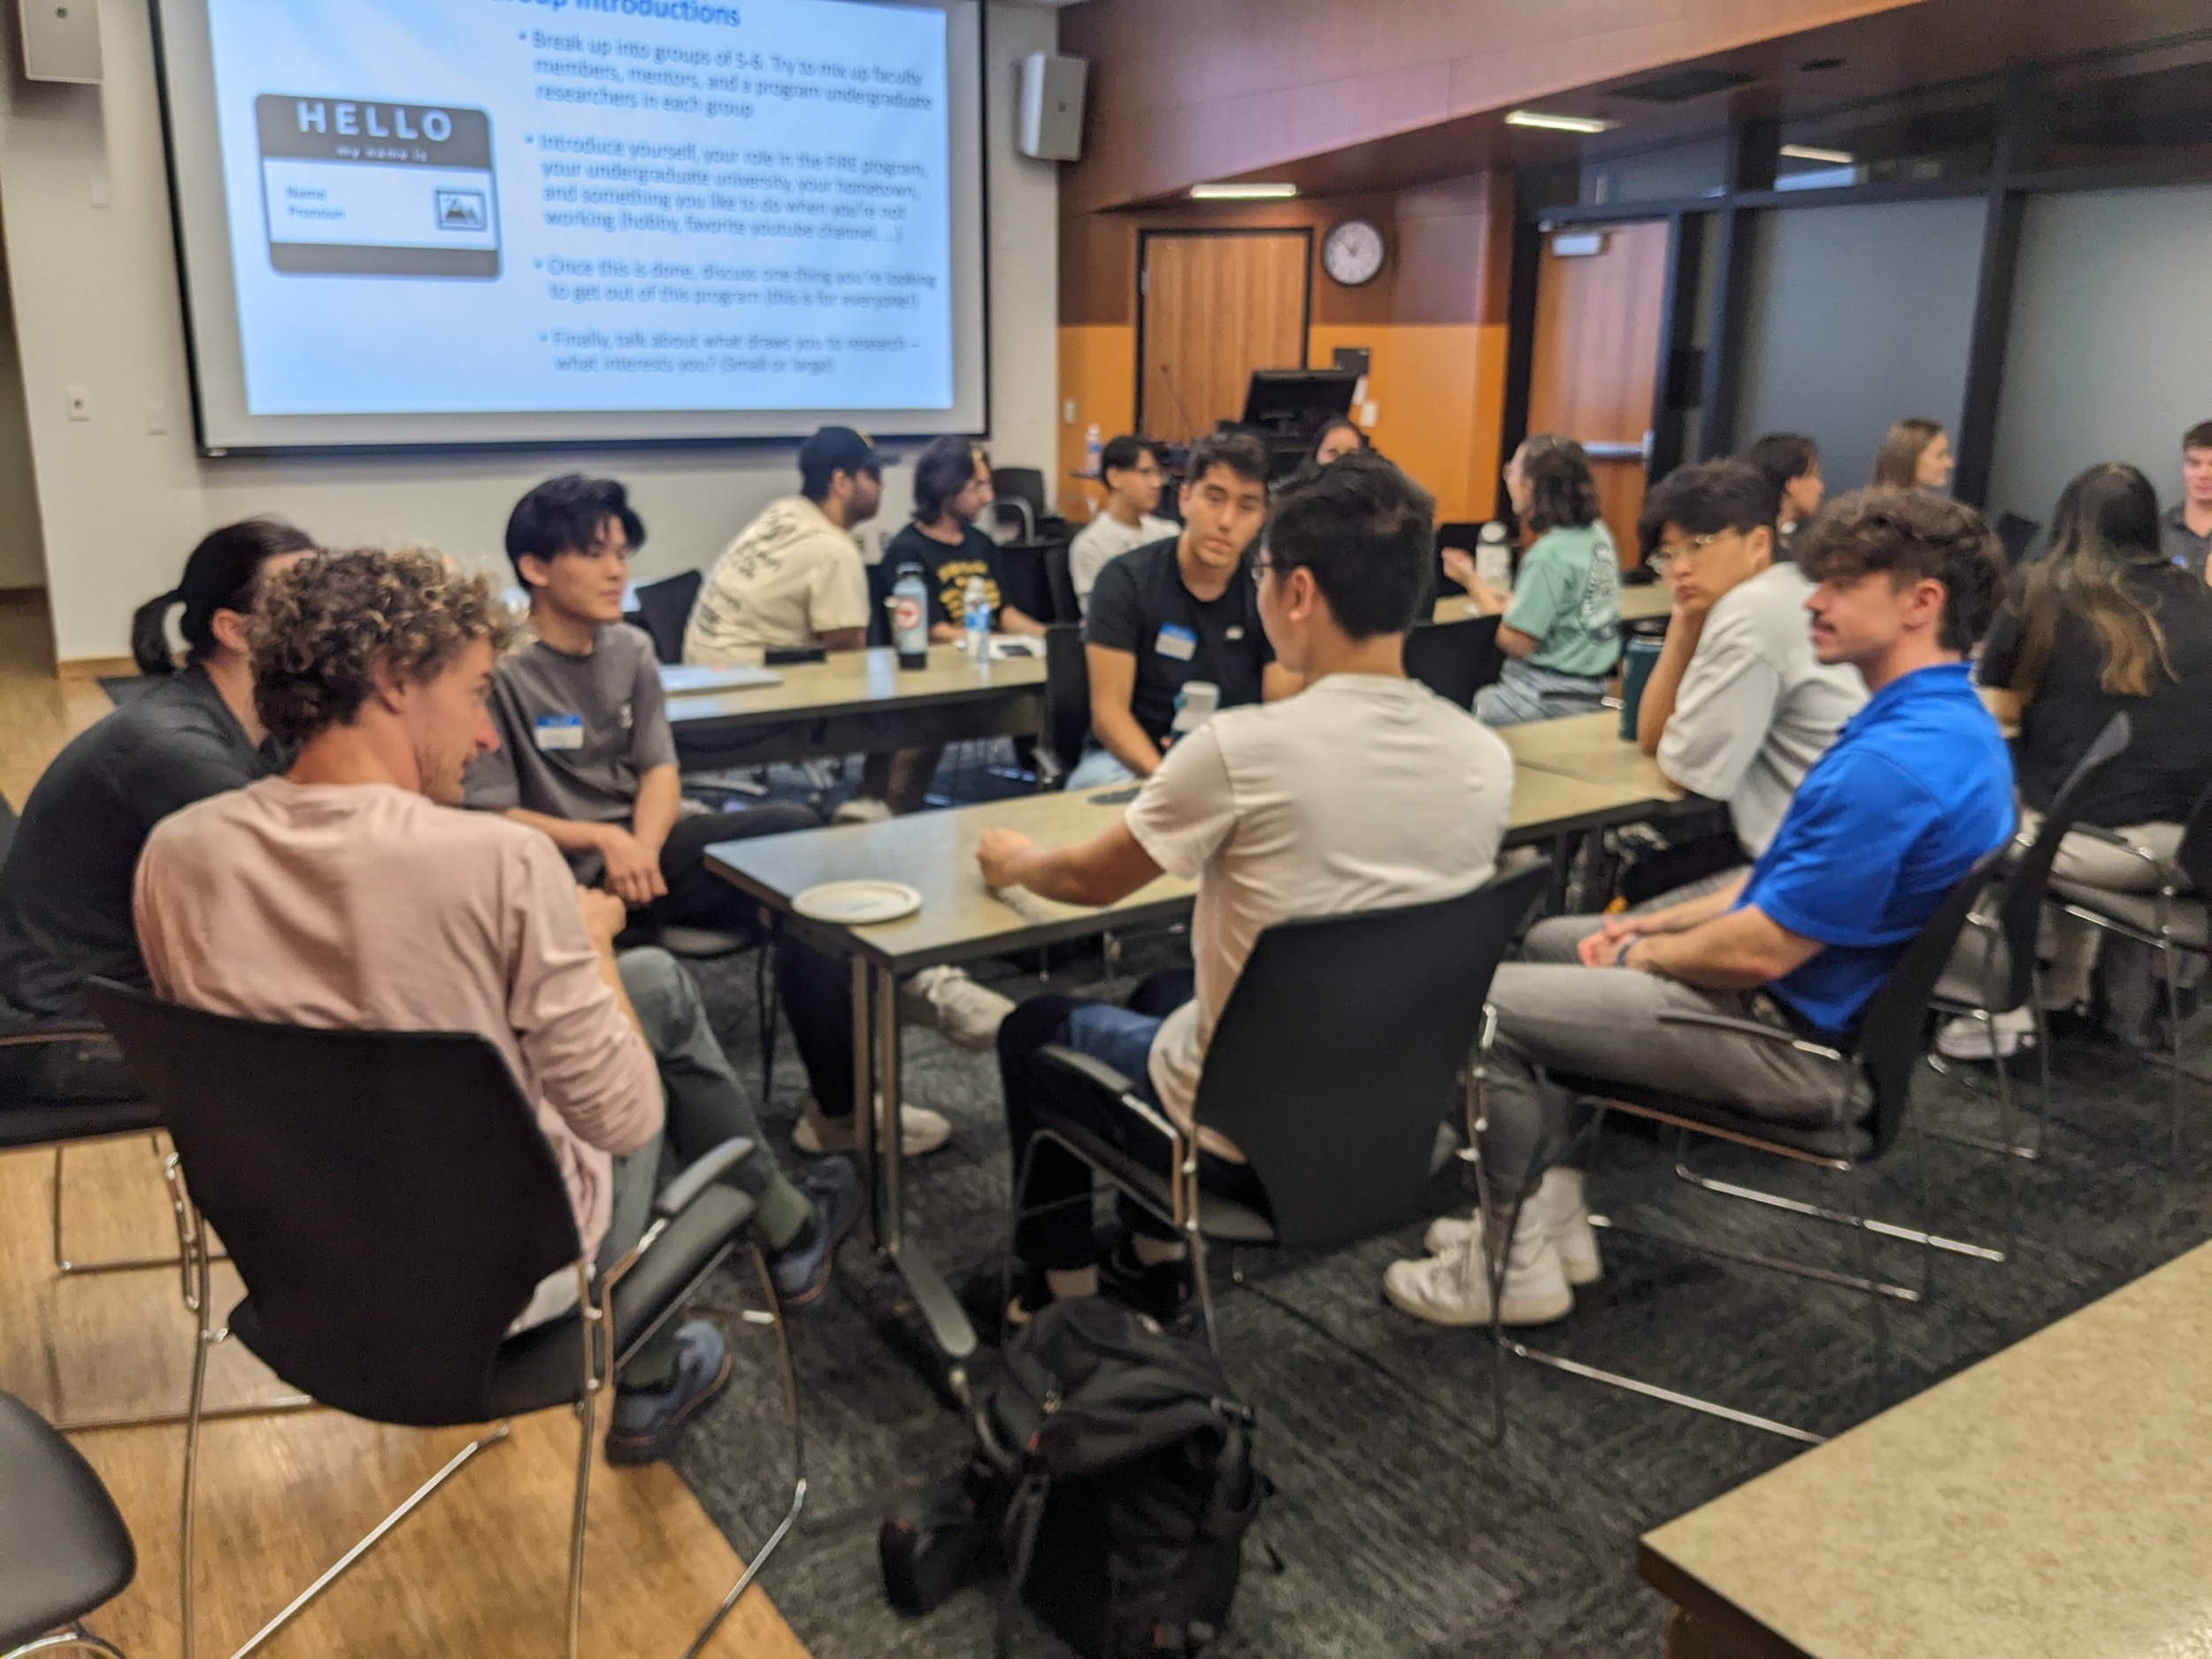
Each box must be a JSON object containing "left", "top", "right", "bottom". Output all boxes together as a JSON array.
[
  {"left": 1477, "top": 914, "right": 1867, "bottom": 1208},
  {"left": 596, "top": 947, "right": 810, "bottom": 1387}
]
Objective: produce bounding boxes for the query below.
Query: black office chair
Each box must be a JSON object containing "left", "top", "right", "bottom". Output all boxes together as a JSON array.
[
  {"left": 1403, "top": 616, "right": 1506, "bottom": 710},
  {"left": 1040, "top": 624, "right": 1091, "bottom": 787},
  {"left": 1434, "top": 521, "right": 1486, "bottom": 597},
  {"left": 82, "top": 981, "right": 803, "bottom": 1659},
  {"left": 992, "top": 467, "right": 1056, "bottom": 534},
  {"left": 1020, "top": 865, "right": 1551, "bottom": 1407},
  {"left": 1928, "top": 712, "right": 2131, "bottom": 1176},
  {"left": 1994, "top": 511, "right": 2040, "bottom": 569},
  {"left": 1488, "top": 850, "right": 2005, "bottom": 1443},
  {"left": 0, "top": 1392, "right": 136, "bottom": 1658},
  {"left": 2045, "top": 774, "right": 2212, "bottom": 1165},
  {"left": 1043, "top": 541, "right": 1081, "bottom": 625},
  {"left": 628, "top": 571, "right": 703, "bottom": 665}
]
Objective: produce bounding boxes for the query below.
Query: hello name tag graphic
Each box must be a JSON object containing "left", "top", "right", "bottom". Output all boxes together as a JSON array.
[
  {"left": 1156, "top": 624, "right": 1197, "bottom": 661},
  {"left": 534, "top": 714, "right": 584, "bottom": 751}
]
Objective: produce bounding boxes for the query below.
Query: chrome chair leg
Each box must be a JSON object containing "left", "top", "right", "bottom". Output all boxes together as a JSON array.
[
  {"left": 681, "top": 1248, "right": 810, "bottom": 1659},
  {"left": 1668, "top": 1149, "right": 2005, "bottom": 1271},
  {"left": 3, "top": 1626, "right": 130, "bottom": 1658},
  {"left": 51, "top": 1137, "right": 233, "bottom": 1278}
]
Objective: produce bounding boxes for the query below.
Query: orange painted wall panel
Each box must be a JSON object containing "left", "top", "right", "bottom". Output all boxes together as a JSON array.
[{"left": 1056, "top": 324, "right": 1137, "bottom": 524}]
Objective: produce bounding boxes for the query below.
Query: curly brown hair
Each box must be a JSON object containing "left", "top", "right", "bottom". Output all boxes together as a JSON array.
[
  {"left": 250, "top": 547, "right": 516, "bottom": 746},
  {"left": 1794, "top": 488, "right": 2001, "bottom": 654}
]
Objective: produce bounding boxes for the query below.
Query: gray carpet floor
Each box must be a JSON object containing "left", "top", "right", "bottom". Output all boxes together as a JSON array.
[{"left": 668, "top": 933, "right": 2212, "bottom": 1659}]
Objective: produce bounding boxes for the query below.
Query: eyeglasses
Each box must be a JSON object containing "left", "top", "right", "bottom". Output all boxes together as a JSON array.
[
  {"left": 1649, "top": 532, "right": 1731, "bottom": 573},
  {"left": 1249, "top": 558, "right": 1278, "bottom": 586}
]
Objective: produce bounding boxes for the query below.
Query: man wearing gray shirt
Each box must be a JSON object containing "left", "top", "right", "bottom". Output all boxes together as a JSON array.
[{"left": 1635, "top": 460, "right": 1865, "bottom": 865}]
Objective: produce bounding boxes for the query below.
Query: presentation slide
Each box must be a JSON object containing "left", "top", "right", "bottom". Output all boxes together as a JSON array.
[{"left": 154, "top": 0, "right": 987, "bottom": 451}]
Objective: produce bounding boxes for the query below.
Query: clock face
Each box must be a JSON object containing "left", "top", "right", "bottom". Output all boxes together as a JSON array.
[{"left": 1323, "top": 219, "right": 1386, "bottom": 287}]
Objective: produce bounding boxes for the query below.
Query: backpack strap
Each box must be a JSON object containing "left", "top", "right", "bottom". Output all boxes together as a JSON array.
[{"left": 994, "top": 1467, "right": 1052, "bottom": 1659}]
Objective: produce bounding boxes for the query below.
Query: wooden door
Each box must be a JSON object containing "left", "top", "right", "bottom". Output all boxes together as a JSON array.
[
  {"left": 1527, "top": 219, "right": 1672, "bottom": 566},
  {"left": 1139, "top": 231, "right": 1311, "bottom": 447}
]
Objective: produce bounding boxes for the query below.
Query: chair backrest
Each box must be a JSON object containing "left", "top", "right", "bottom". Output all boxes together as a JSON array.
[
  {"left": 1994, "top": 511, "right": 2040, "bottom": 568},
  {"left": 987, "top": 499, "right": 1036, "bottom": 546},
  {"left": 1402, "top": 617, "right": 1505, "bottom": 710},
  {"left": 2174, "top": 776, "right": 2212, "bottom": 897},
  {"left": 994, "top": 466, "right": 1049, "bottom": 525},
  {"left": 1044, "top": 540, "right": 1081, "bottom": 625},
  {"left": 83, "top": 981, "right": 581, "bottom": 1428},
  {"left": 1433, "top": 521, "right": 1485, "bottom": 596},
  {"left": 866, "top": 554, "right": 899, "bottom": 648},
  {"left": 1986, "top": 711, "right": 2131, "bottom": 1010},
  {"left": 0, "top": 793, "right": 15, "bottom": 865},
  {"left": 1851, "top": 847, "right": 2008, "bottom": 1158},
  {"left": 1192, "top": 863, "right": 1551, "bottom": 1250},
  {"left": 1042, "top": 624, "right": 1092, "bottom": 778},
  {"left": 631, "top": 570, "right": 703, "bottom": 665}
]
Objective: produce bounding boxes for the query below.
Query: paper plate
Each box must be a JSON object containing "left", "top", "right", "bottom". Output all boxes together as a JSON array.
[{"left": 793, "top": 879, "right": 923, "bottom": 926}]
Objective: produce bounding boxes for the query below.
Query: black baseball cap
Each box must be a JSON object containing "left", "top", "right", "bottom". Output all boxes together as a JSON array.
[{"left": 798, "top": 426, "right": 890, "bottom": 476}]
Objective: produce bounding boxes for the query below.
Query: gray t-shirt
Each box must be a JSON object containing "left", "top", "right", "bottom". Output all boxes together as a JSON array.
[
  {"left": 1655, "top": 560, "right": 1867, "bottom": 856},
  {"left": 465, "top": 623, "right": 677, "bottom": 883}
]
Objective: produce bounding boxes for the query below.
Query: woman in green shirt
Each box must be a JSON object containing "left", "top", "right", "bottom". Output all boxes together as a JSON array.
[{"left": 1448, "top": 434, "right": 1622, "bottom": 725}]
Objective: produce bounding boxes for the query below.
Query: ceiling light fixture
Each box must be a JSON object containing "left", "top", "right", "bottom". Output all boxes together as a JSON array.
[
  {"left": 1188, "top": 181, "right": 1298, "bottom": 200},
  {"left": 1779, "top": 143, "right": 1855, "bottom": 165},
  {"left": 1504, "top": 109, "right": 1617, "bottom": 135}
]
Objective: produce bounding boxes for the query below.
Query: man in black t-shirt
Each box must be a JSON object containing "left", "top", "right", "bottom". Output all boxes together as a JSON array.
[{"left": 1070, "top": 431, "right": 1297, "bottom": 787}]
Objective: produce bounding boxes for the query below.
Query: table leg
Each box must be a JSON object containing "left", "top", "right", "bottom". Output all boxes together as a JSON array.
[
  {"left": 850, "top": 953, "right": 879, "bottom": 1250},
  {"left": 871, "top": 961, "right": 979, "bottom": 1371}
]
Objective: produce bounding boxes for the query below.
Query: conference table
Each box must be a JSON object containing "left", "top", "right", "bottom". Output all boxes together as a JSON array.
[
  {"left": 707, "top": 760, "right": 1687, "bottom": 1398},
  {"left": 1431, "top": 580, "right": 1676, "bottom": 631},
  {"left": 1641, "top": 1238, "right": 2212, "bottom": 1658},
  {"left": 659, "top": 643, "right": 1046, "bottom": 767}
]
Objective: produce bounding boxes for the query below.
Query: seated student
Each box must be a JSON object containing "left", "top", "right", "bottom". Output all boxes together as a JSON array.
[
  {"left": 1955, "top": 462, "right": 2212, "bottom": 1057},
  {"left": 1070, "top": 431, "right": 1300, "bottom": 789},
  {"left": 465, "top": 474, "right": 821, "bottom": 933},
  {"left": 2162, "top": 419, "right": 2212, "bottom": 579},
  {"left": 1069, "top": 435, "right": 1175, "bottom": 612},
  {"left": 1390, "top": 490, "right": 2010, "bottom": 1326},
  {"left": 0, "top": 520, "right": 315, "bottom": 1104},
  {"left": 134, "top": 549, "right": 856, "bottom": 1463},
  {"left": 1306, "top": 416, "right": 1369, "bottom": 470},
  {"left": 682, "top": 426, "right": 881, "bottom": 664},
  {"left": 1446, "top": 435, "right": 1622, "bottom": 726},
  {"left": 1744, "top": 432, "right": 1824, "bottom": 556},
  {"left": 864, "top": 438, "right": 1048, "bottom": 815},
  {"left": 1871, "top": 417, "right": 1955, "bottom": 494},
  {"left": 981, "top": 454, "right": 1514, "bottom": 1320},
  {"left": 1632, "top": 460, "right": 1865, "bottom": 871}
]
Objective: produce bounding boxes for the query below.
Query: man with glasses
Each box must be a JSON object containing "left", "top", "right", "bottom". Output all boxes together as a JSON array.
[{"left": 1632, "top": 459, "right": 1864, "bottom": 874}]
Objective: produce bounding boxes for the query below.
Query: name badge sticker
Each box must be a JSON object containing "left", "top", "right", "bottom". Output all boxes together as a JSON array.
[
  {"left": 1225, "top": 626, "right": 1245, "bottom": 641},
  {"left": 534, "top": 713, "right": 585, "bottom": 751},
  {"left": 1156, "top": 624, "right": 1197, "bottom": 662}
]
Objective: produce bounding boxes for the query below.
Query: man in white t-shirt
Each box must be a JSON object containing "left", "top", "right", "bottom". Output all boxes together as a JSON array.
[
  {"left": 1069, "top": 434, "right": 1177, "bottom": 613},
  {"left": 977, "top": 454, "right": 1515, "bottom": 1321},
  {"left": 682, "top": 426, "right": 882, "bottom": 662},
  {"left": 1634, "top": 458, "right": 1864, "bottom": 865}
]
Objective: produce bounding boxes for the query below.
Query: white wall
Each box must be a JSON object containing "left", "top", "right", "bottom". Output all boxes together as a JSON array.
[
  {"left": 0, "top": 0, "right": 1059, "bottom": 661},
  {"left": 0, "top": 251, "right": 44, "bottom": 588},
  {"left": 1987, "top": 184, "right": 2212, "bottom": 531}
]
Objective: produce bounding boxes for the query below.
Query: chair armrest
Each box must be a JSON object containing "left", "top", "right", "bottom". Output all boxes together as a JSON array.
[
  {"left": 1655, "top": 1009, "right": 1846, "bottom": 1063},
  {"left": 0, "top": 1025, "right": 107, "bottom": 1048},
  {"left": 651, "top": 1136, "right": 757, "bottom": 1220},
  {"left": 1040, "top": 1043, "right": 1186, "bottom": 1147}
]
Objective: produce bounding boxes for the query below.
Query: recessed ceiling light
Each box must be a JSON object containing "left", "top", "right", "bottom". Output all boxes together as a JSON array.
[
  {"left": 1188, "top": 181, "right": 1298, "bottom": 200},
  {"left": 1504, "top": 109, "right": 1617, "bottom": 135},
  {"left": 1779, "top": 143, "right": 1855, "bottom": 165},
  {"left": 1801, "top": 56, "right": 1845, "bottom": 72}
]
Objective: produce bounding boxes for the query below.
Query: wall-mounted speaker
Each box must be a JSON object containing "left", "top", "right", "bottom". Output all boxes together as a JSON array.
[
  {"left": 1018, "top": 52, "right": 1087, "bottom": 162},
  {"left": 20, "top": 0, "right": 101, "bottom": 83}
]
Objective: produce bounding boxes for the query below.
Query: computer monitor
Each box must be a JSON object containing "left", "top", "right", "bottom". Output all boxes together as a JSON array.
[{"left": 1239, "top": 369, "right": 1358, "bottom": 435}]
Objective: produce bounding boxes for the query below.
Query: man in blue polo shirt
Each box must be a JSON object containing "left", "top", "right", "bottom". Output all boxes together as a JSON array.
[{"left": 1389, "top": 488, "right": 2012, "bottom": 1328}]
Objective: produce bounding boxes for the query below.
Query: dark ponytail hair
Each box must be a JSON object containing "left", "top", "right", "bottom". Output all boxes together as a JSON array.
[{"left": 129, "top": 518, "right": 319, "bottom": 675}]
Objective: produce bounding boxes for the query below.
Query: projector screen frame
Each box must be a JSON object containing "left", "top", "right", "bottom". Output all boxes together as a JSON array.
[{"left": 147, "top": 0, "right": 994, "bottom": 458}]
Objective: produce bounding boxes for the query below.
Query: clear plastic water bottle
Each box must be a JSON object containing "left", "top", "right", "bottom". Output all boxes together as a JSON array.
[
  {"left": 891, "top": 564, "right": 929, "bottom": 670},
  {"left": 962, "top": 575, "right": 991, "bottom": 661},
  {"left": 1085, "top": 424, "right": 1103, "bottom": 476}
]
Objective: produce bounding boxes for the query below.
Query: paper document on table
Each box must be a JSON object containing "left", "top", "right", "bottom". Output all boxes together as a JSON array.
[{"left": 660, "top": 664, "right": 783, "bottom": 695}]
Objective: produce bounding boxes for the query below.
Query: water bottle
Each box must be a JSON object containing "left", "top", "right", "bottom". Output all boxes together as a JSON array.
[
  {"left": 962, "top": 575, "right": 991, "bottom": 661},
  {"left": 1085, "top": 424, "right": 1103, "bottom": 477},
  {"left": 891, "top": 564, "right": 929, "bottom": 670},
  {"left": 1476, "top": 521, "right": 1513, "bottom": 592},
  {"left": 1619, "top": 635, "right": 1664, "bottom": 741},
  {"left": 1170, "top": 680, "right": 1220, "bottom": 742}
]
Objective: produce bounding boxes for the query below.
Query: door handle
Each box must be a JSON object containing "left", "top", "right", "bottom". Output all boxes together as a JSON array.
[{"left": 1580, "top": 431, "right": 1654, "bottom": 462}]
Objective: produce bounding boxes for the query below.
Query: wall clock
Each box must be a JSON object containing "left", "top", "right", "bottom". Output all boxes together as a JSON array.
[{"left": 1322, "top": 219, "right": 1386, "bottom": 287}]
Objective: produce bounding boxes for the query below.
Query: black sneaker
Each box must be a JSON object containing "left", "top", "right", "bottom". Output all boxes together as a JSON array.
[
  {"left": 1096, "top": 1230, "right": 1194, "bottom": 1326},
  {"left": 957, "top": 1261, "right": 1048, "bottom": 1345},
  {"left": 605, "top": 1319, "right": 733, "bottom": 1465}
]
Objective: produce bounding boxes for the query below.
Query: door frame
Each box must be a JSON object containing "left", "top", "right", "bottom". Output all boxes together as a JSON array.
[{"left": 1133, "top": 227, "right": 1316, "bottom": 441}]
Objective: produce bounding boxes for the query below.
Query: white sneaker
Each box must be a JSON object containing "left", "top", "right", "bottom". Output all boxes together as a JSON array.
[
  {"left": 832, "top": 796, "right": 893, "bottom": 825},
  {"left": 792, "top": 1095, "right": 951, "bottom": 1158},
  {"left": 1424, "top": 1168, "right": 1601, "bottom": 1286},
  {"left": 1384, "top": 1225, "right": 1573, "bottom": 1328},
  {"left": 1935, "top": 1007, "right": 2035, "bottom": 1062},
  {"left": 898, "top": 965, "right": 1014, "bottom": 1053}
]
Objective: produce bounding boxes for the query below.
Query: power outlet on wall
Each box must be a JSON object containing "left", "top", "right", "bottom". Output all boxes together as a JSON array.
[{"left": 65, "top": 386, "right": 90, "bottom": 421}]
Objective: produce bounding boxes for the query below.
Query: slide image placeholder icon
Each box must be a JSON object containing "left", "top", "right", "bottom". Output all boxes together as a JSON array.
[{"left": 256, "top": 94, "right": 501, "bottom": 278}]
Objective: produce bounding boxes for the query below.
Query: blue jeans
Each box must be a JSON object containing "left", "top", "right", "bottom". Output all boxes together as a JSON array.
[
  {"left": 1474, "top": 657, "right": 1609, "bottom": 726},
  {"left": 1066, "top": 745, "right": 1140, "bottom": 790}
]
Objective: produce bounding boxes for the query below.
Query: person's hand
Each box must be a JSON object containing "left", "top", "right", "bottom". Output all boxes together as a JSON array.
[
  {"left": 978, "top": 828, "right": 1036, "bottom": 891},
  {"left": 1441, "top": 547, "right": 1479, "bottom": 594},
  {"left": 597, "top": 826, "right": 666, "bottom": 907},
  {"left": 1578, "top": 912, "right": 1661, "bottom": 967},
  {"left": 930, "top": 622, "right": 961, "bottom": 645},
  {"left": 577, "top": 887, "right": 629, "bottom": 946}
]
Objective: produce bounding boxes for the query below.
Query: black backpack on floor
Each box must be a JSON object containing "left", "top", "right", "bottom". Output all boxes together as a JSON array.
[{"left": 880, "top": 1296, "right": 1269, "bottom": 1656}]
